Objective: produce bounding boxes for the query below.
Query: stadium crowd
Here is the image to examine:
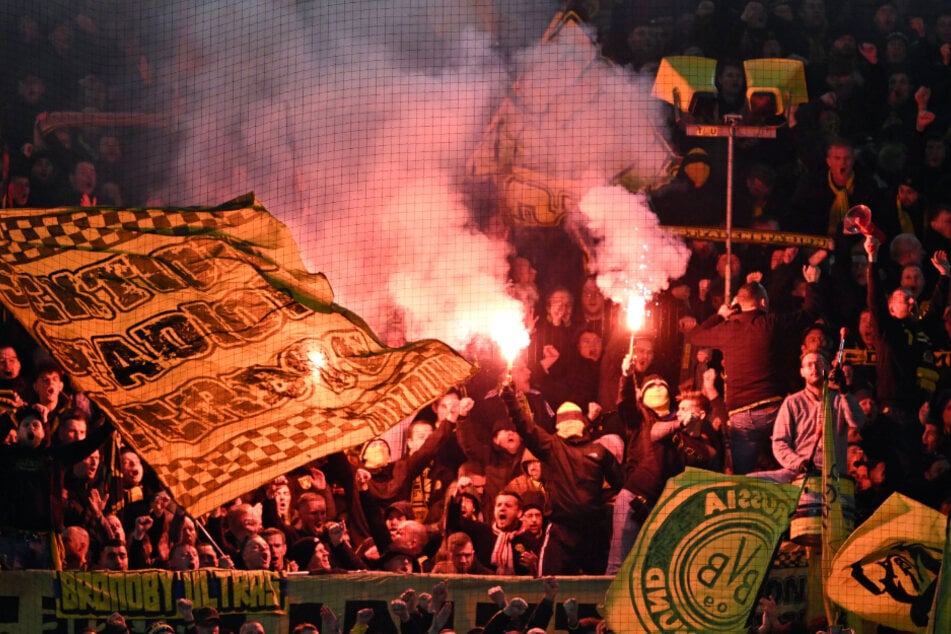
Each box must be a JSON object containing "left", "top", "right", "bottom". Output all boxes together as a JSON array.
[{"left": 3, "top": 0, "right": 951, "bottom": 631}]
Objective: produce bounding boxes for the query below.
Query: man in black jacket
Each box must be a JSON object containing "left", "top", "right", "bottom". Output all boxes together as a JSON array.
[{"left": 501, "top": 392, "right": 623, "bottom": 575}]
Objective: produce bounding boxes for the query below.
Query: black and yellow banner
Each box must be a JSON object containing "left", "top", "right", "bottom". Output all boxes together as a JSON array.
[
  {"left": 604, "top": 469, "right": 800, "bottom": 633},
  {"left": 0, "top": 195, "right": 473, "bottom": 516},
  {"left": 56, "top": 569, "right": 284, "bottom": 619},
  {"left": 664, "top": 225, "right": 833, "bottom": 250}
]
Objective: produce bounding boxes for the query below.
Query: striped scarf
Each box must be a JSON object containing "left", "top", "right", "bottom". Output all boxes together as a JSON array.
[{"left": 490, "top": 523, "right": 517, "bottom": 575}]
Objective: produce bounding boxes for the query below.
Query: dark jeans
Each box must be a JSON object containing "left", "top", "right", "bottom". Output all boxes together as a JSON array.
[
  {"left": 539, "top": 521, "right": 607, "bottom": 576},
  {"left": 728, "top": 404, "right": 780, "bottom": 474}
]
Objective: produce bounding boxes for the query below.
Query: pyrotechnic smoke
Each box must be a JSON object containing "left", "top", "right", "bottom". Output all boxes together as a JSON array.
[
  {"left": 573, "top": 186, "right": 690, "bottom": 302},
  {"left": 158, "top": 0, "right": 676, "bottom": 350},
  {"left": 508, "top": 38, "right": 672, "bottom": 187}
]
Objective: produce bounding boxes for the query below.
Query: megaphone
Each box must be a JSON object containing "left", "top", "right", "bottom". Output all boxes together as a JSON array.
[{"left": 843, "top": 204, "right": 886, "bottom": 243}]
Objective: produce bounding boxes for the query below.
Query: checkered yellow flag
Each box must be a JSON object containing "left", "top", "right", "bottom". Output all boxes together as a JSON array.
[{"left": 0, "top": 195, "right": 473, "bottom": 516}]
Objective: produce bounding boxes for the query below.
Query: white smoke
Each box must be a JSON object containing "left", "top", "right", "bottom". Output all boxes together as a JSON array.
[
  {"left": 508, "top": 37, "right": 672, "bottom": 186},
  {"left": 157, "top": 0, "right": 678, "bottom": 350},
  {"left": 574, "top": 186, "right": 690, "bottom": 303}
]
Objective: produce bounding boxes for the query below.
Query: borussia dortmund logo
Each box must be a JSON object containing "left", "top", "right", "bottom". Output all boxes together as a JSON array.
[{"left": 606, "top": 470, "right": 800, "bottom": 633}]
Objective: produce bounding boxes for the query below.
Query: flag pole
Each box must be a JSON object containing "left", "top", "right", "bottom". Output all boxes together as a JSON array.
[
  {"left": 194, "top": 517, "right": 227, "bottom": 560},
  {"left": 821, "top": 331, "right": 850, "bottom": 627}
]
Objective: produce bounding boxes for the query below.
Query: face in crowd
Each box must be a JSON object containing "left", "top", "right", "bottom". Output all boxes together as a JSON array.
[
  {"left": 493, "top": 493, "right": 521, "bottom": 531},
  {"left": 0, "top": 347, "right": 21, "bottom": 380}
]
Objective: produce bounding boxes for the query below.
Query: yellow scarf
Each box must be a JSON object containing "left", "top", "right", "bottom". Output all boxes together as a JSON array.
[
  {"left": 827, "top": 170, "right": 854, "bottom": 235},
  {"left": 896, "top": 194, "right": 915, "bottom": 235}
]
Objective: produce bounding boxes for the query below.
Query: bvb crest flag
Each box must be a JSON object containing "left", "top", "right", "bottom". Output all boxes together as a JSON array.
[
  {"left": 827, "top": 493, "right": 945, "bottom": 632},
  {"left": 0, "top": 195, "right": 473, "bottom": 517},
  {"left": 604, "top": 469, "right": 800, "bottom": 633}
]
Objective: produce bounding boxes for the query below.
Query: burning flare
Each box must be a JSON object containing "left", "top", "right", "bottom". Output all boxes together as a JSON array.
[{"left": 490, "top": 308, "right": 530, "bottom": 374}]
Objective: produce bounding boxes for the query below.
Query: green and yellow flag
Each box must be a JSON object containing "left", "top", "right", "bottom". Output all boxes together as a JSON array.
[
  {"left": 0, "top": 195, "right": 473, "bottom": 516},
  {"left": 828, "top": 493, "right": 945, "bottom": 632},
  {"left": 820, "top": 383, "right": 849, "bottom": 625},
  {"left": 604, "top": 469, "right": 800, "bottom": 633}
]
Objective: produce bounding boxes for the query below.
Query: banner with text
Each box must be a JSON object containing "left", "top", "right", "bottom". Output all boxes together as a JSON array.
[
  {"left": 604, "top": 469, "right": 800, "bottom": 633},
  {"left": 0, "top": 196, "right": 473, "bottom": 516},
  {"left": 56, "top": 569, "right": 284, "bottom": 619}
]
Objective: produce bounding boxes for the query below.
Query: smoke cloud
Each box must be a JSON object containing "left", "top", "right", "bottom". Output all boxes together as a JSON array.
[
  {"left": 574, "top": 186, "right": 690, "bottom": 303},
  {"left": 154, "top": 0, "right": 679, "bottom": 349}
]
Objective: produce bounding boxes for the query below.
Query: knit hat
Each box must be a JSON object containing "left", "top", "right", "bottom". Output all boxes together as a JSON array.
[
  {"left": 458, "top": 491, "right": 483, "bottom": 516},
  {"left": 193, "top": 607, "right": 220, "bottom": 626},
  {"left": 898, "top": 169, "right": 921, "bottom": 192},
  {"left": 555, "top": 402, "right": 586, "bottom": 439},
  {"left": 520, "top": 447, "right": 539, "bottom": 465},
  {"left": 681, "top": 147, "right": 711, "bottom": 167},
  {"left": 379, "top": 546, "right": 422, "bottom": 572},
  {"left": 640, "top": 375, "right": 671, "bottom": 416},
  {"left": 385, "top": 500, "right": 414, "bottom": 520},
  {"left": 520, "top": 491, "right": 546, "bottom": 513},
  {"left": 492, "top": 417, "right": 516, "bottom": 435},
  {"left": 288, "top": 537, "right": 322, "bottom": 570}
]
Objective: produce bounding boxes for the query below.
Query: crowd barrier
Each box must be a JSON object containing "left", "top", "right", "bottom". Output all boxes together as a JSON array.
[{"left": 0, "top": 558, "right": 810, "bottom": 633}]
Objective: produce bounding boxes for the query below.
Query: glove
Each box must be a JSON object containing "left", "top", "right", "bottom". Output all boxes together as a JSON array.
[
  {"left": 827, "top": 366, "right": 846, "bottom": 391},
  {"left": 500, "top": 383, "right": 534, "bottom": 432},
  {"left": 629, "top": 495, "right": 651, "bottom": 524}
]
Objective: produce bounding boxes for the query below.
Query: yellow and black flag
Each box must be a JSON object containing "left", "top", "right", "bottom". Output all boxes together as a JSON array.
[
  {"left": 828, "top": 493, "right": 945, "bottom": 633},
  {"left": 0, "top": 195, "right": 473, "bottom": 516}
]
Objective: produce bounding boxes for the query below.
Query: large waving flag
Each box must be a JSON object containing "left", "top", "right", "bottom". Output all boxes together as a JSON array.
[
  {"left": 604, "top": 469, "right": 800, "bottom": 633},
  {"left": 0, "top": 195, "right": 473, "bottom": 516},
  {"left": 828, "top": 493, "right": 945, "bottom": 632}
]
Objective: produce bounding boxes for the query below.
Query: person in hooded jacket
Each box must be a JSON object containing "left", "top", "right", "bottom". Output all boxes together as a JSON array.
[{"left": 649, "top": 147, "right": 726, "bottom": 228}]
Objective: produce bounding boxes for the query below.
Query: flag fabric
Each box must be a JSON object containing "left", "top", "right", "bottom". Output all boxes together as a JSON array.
[
  {"left": 827, "top": 493, "right": 945, "bottom": 632},
  {"left": 466, "top": 11, "right": 673, "bottom": 228},
  {"left": 604, "top": 468, "right": 800, "bottom": 633},
  {"left": 927, "top": 515, "right": 951, "bottom": 633},
  {"left": 821, "top": 383, "right": 849, "bottom": 625},
  {"left": 0, "top": 195, "right": 473, "bottom": 517}
]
